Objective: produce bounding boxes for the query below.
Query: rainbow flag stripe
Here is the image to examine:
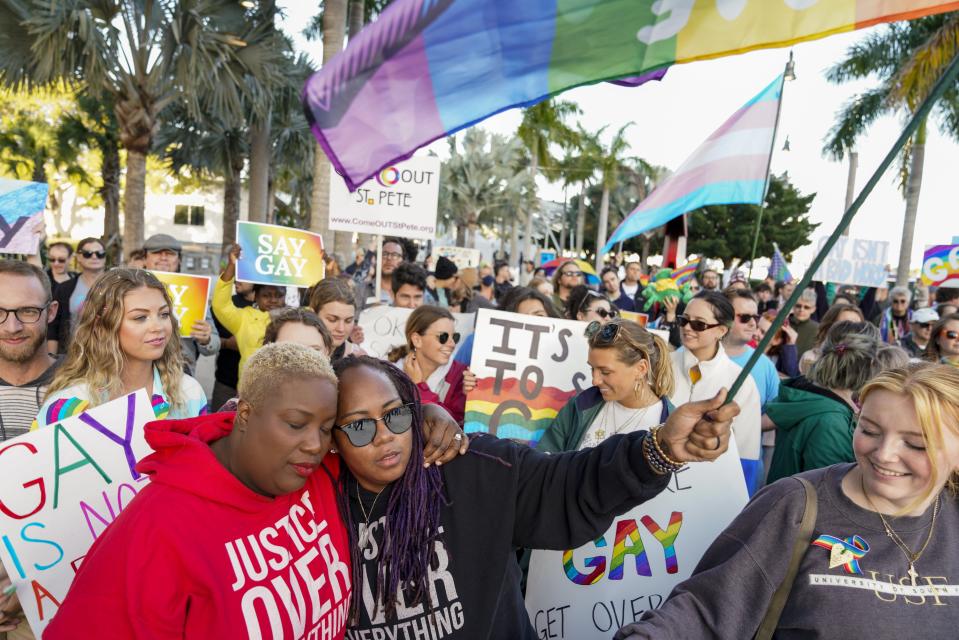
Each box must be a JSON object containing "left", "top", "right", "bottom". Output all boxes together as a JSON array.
[
  {"left": 151, "top": 394, "right": 171, "bottom": 420},
  {"left": 671, "top": 259, "right": 701, "bottom": 286},
  {"left": 464, "top": 377, "right": 574, "bottom": 447},
  {"left": 303, "top": 0, "right": 959, "bottom": 191}
]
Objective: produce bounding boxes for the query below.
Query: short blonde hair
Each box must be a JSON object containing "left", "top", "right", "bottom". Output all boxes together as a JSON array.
[
  {"left": 859, "top": 363, "right": 959, "bottom": 512},
  {"left": 239, "top": 342, "right": 337, "bottom": 408}
]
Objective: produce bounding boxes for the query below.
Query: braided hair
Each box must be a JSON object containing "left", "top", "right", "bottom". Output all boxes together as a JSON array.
[{"left": 330, "top": 356, "right": 446, "bottom": 623}]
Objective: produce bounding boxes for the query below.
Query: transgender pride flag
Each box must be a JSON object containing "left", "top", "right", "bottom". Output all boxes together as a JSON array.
[{"left": 602, "top": 75, "right": 783, "bottom": 253}]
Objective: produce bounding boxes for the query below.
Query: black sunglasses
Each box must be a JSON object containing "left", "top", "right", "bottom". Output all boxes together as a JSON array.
[
  {"left": 916, "top": 322, "right": 932, "bottom": 329},
  {"left": 431, "top": 332, "right": 460, "bottom": 345},
  {"left": 80, "top": 250, "right": 106, "bottom": 259},
  {"left": 678, "top": 315, "right": 724, "bottom": 332},
  {"left": 735, "top": 313, "right": 761, "bottom": 324},
  {"left": 585, "top": 320, "right": 620, "bottom": 342},
  {"left": 334, "top": 404, "right": 415, "bottom": 448},
  {"left": 561, "top": 270, "right": 583, "bottom": 277},
  {"left": 49, "top": 257, "right": 68, "bottom": 264},
  {"left": 945, "top": 330, "right": 959, "bottom": 340}
]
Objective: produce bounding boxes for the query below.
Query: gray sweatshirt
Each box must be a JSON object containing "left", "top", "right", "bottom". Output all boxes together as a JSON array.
[{"left": 616, "top": 463, "right": 959, "bottom": 640}]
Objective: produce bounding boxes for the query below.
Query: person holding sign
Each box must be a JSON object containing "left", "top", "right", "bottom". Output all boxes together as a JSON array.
[
  {"left": 35, "top": 269, "right": 207, "bottom": 427},
  {"left": 213, "top": 244, "right": 288, "bottom": 380},
  {"left": 537, "top": 319, "right": 674, "bottom": 453},
  {"left": 387, "top": 305, "right": 476, "bottom": 424},
  {"left": 327, "top": 356, "right": 738, "bottom": 639},
  {"left": 616, "top": 363, "right": 959, "bottom": 640}
]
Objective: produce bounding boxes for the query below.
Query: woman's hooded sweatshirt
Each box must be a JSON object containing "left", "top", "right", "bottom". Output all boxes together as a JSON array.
[{"left": 44, "top": 412, "right": 352, "bottom": 640}]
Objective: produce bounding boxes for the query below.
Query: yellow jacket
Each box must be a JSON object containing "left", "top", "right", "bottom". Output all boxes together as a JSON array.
[{"left": 212, "top": 277, "right": 271, "bottom": 381}]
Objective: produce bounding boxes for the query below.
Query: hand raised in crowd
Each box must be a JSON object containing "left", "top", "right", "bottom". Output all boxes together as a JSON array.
[
  {"left": 663, "top": 296, "right": 679, "bottom": 322},
  {"left": 220, "top": 244, "right": 242, "bottom": 282},
  {"left": 462, "top": 368, "right": 478, "bottom": 394},
  {"left": 350, "top": 324, "right": 365, "bottom": 345},
  {"left": 190, "top": 320, "right": 213, "bottom": 346},
  {"left": 0, "top": 563, "right": 24, "bottom": 632},
  {"left": 782, "top": 323, "right": 798, "bottom": 345},
  {"left": 421, "top": 403, "right": 469, "bottom": 467},
  {"left": 657, "top": 388, "right": 739, "bottom": 463},
  {"left": 404, "top": 350, "right": 425, "bottom": 384}
]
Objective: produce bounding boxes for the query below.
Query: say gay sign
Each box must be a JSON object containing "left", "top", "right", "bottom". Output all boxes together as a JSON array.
[
  {"left": 236, "top": 221, "right": 325, "bottom": 288},
  {"left": 150, "top": 271, "right": 211, "bottom": 337}
]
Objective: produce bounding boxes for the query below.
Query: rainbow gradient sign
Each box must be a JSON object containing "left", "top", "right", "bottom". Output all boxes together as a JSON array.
[
  {"left": 235, "top": 221, "right": 326, "bottom": 287},
  {"left": 149, "top": 271, "right": 212, "bottom": 337},
  {"left": 921, "top": 245, "right": 959, "bottom": 287}
]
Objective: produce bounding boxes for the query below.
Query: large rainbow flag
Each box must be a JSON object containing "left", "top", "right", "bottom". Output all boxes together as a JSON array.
[{"left": 302, "top": 0, "right": 959, "bottom": 191}]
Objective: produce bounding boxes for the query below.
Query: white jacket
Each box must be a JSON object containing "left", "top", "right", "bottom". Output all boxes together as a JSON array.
[{"left": 669, "top": 344, "right": 762, "bottom": 460}]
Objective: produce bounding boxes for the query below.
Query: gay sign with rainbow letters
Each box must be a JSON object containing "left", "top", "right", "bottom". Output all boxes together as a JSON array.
[
  {"left": 921, "top": 244, "right": 959, "bottom": 287},
  {"left": 149, "top": 271, "right": 212, "bottom": 337},
  {"left": 235, "top": 221, "right": 325, "bottom": 287}
]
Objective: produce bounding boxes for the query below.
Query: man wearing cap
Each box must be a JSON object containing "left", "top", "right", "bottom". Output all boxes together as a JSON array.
[
  {"left": 430, "top": 256, "right": 459, "bottom": 308},
  {"left": 900, "top": 307, "right": 939, "bottom": 358},
  {"left": 142, "top": 233, "right": 220, "bottom": 376}
]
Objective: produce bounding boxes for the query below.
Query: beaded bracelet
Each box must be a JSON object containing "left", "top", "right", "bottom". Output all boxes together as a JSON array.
[{"left": 642, "top": 425, "right": 686, "bottom": 475}]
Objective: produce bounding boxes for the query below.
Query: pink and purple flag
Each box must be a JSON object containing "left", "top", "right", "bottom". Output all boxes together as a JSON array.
[
  {"left": 0, "top": 178, "right": 47, "bottom": 255},
  {"left": 603, "top": 74, "right": 783, "bottom": 253}
]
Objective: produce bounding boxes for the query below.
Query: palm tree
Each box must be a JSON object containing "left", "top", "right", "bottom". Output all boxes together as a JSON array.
[
  {"left": 271, "top": 54, "right": 318, "bottom": 230},
  {"left": 594, "top": 123, "right": 633, "bottom": 272},
  {"left": 559, "top": 126, "right": 602, "bottom": 255},
  {"left": 824, "top": 14, "right": 959, "bottom": 286}
]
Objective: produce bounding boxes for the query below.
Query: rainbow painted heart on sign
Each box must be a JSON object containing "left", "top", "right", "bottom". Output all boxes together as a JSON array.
[{"left": 464, "top": 377, "right": 574, "bottom": 447}]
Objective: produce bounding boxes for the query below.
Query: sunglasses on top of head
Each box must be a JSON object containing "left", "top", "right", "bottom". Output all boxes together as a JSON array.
[
  {"left": 677, "top": 315, "right": 724, "bottom": 332},
  {"left": 80, "top": 250, "right": 106, "bottom": 259},
  {"left": 334, "top": 404, "right": 415, "bottom": 448}
]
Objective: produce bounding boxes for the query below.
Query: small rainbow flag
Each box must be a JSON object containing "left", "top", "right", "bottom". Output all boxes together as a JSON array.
[
  {"left": 151, "top": 394, "right": 171, "bottom": 420},
  {"left": 671, "top": 259, "right": 700, "bottom": 286},
  {"left": 464, "top": 377, "right": 574, "bottom": 447}
]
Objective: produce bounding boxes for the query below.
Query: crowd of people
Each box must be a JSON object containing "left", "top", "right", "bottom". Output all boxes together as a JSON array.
[{"left": 1, "top": 235, "right": 959, "bottom": 638}]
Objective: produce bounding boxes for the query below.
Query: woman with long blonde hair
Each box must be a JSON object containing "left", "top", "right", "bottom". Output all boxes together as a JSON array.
[{"left": 35, "top": 269, "right": 207, "bottom": 426}]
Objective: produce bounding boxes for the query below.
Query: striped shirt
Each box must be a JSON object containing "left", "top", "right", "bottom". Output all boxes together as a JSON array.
[{"left": 0, "top": 356, "right": 62, "bottom": 442}]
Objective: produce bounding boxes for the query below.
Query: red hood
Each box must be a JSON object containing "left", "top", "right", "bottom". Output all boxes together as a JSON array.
[{"left": 137, "top": 411, "right": 339, "bottom": 513}]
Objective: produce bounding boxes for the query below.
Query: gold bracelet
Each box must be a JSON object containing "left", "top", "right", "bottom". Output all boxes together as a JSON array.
[{"left": 650, "top": 424, "right": 685, "bottom": 468}]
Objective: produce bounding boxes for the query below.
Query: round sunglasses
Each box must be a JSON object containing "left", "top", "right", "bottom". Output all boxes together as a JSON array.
[
  {"left": 333, "top": 404, "right": 415, "bottom": 448},
  {"left": 429, "top": 331, "right": 460, "bottom": 345}
]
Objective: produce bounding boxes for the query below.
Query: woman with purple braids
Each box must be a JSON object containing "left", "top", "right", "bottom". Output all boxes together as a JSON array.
[{"left": 327, "top": 356, "right": 738, "bottom": 638}]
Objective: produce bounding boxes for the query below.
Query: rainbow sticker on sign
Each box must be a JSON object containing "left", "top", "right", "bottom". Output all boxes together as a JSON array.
[
  {"left": 235, "top": 221, "right": 326, "bottom": 288},
  {"left": 150, "top": 271, "right": 212, "bottom": 337},
  {"left": 464, "top": 377, "right": 574, "bottom": 447},
  {"left": 921, "top": 244, "right": 959, "bottom": 287}
]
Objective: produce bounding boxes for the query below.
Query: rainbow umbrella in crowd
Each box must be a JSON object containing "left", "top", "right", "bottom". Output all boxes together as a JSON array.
[{"left": 538, "top": 258, "right": 600, "bottom": 285}]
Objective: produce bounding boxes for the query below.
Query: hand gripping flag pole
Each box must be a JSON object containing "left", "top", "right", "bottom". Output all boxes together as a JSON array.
[{"left": 726, "top": 51, "right": 959, "bottom": 405}]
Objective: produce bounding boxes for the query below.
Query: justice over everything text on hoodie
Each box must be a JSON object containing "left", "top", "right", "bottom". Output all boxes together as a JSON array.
[{"left": 43, "top": 412, "right": 352, "bottom": 640}]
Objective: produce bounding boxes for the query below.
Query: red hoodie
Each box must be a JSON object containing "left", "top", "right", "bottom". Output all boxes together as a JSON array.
[{"left": 43, "top": 412, "right": 351, "bottom": 640}]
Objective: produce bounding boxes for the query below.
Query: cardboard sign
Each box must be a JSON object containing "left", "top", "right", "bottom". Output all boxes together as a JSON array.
[
  {"left": 812, "top": 236, "right": 889, "bottom": 288},
  {"left": 329, "top": 156, "right": 440, "bottom": 240},
  {"left": 357, "top": 306, "right": 476, "bottom": 360},
  {"left": 0, "top": 391, "right": 154, "bottom": 635},
  {"left": 0, "top": 178, "right": 47, "bottom": 255},
  {"left": 464, "top": 309, "right": 590, "bottom": 447},
  {"left": 235, "top": 221, "right": 325, "bottom": 287},
  {"left": 150, "top": 271, "right": 212, "bottom": 337},
  {"left": 435, "top": 246, "right": 481, "bottom": 269},
  {"left": 921, "top": 244, "right": 959, "bottom": 287},
  {"left": 525, "top": 446, "right": 748, "bottom": 639}
]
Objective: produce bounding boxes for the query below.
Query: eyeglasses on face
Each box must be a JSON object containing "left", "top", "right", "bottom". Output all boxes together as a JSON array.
[
  {"left": 735, "top": 313, "right": 761, "bottom": 324},
  {"left": 429, "top": 331, "right": 460, "bottom": 345},
  {"left": 794, "top": 304, "right": 815, "bottom": 311},
  {"left": 334, "top": 404, "right": 414, "bottom": 447},
  {"left": 382, "top": 251, "right": 403, "bottom": 261},
  {"left": 49, "top": 257, "right": 68, "bottom": 264},
  {"left": 678, "top": 315, "right": 724, "bottom": 332},
  {"left": 561, "top": 270, "right": 583, "bottom": 278},
  {"left": 79, "top": 250, "right": 106, "bottom": 259},
  {"left": 0, "top": 304, "right": 50, "bottom": 324}
]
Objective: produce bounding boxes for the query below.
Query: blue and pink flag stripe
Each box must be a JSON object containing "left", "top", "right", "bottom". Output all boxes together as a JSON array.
[
  {"left": 603, "top": 74, "right": 783, "bottom": 253},
  {"left": 0, "top": 178, "right": 47, "bottom": 254}
]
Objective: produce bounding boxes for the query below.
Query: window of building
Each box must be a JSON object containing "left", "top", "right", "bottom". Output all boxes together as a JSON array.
[{"left": 174, "top": 205, "right": 205, "bottom": 226}]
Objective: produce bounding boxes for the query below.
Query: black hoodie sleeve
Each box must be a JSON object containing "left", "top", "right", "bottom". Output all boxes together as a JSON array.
[{"left": 470, "top": 431, "right": 672, "bottom": 551}]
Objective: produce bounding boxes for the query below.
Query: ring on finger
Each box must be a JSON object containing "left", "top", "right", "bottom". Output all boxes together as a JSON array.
[{"left": 453, "top": 433, "right": 463, "bottom": 441}]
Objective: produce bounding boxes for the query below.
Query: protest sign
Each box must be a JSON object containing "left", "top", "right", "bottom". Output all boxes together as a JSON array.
[
  {"left": 329, "top": 156, "right": 440, "bottom": 240},
  {"left": 619, "top": 310, "right": 649, "bottom": 327},
  {"left": 464, "top": 309, "right": 589, "bottom": 447},
  {"left": 539, "top": 251, "right": 556, "bottom": 266},
  {"left": 435, "top": 246, "right": 481, "bottom": 270},
  {"left": 358, "top": 306, "right": 476, "bottom": 360},
  {"left": 811, "top": 236, "right": 889, "bottom": 287},
  {"left": 525, "top": 446, "right": 748, "bottom": 639},
  {"left": 920, "top": 244, "right": 959, "bottom": 287},
  {"left": 0, "top": 178, "right": 48, "bottom": 255},
  {"left": 0, "top": 391, "right": 154, "bottom": 635},
  {"left": 150, "top": 271, "right": 212, "bottom": 337},
  {"left": 235, "top": 221, "right": 325, "bottom": 287}
]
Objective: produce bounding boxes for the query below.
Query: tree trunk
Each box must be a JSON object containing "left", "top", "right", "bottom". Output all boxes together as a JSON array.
[
  {"left": 309, "top": 0, "right": 348, "bottom": 251},
  {"left": 595, "top": 185, "right": 610, "bottom": 273},
  {"left": 248, "top": 114, "right": 271, "bottom": 223},
  {"left": 510, "top": 215, "right": 518, "bottom": 263},
  {"left": 575, "top": 184, "right": 586, "bottom": 254},
  {"left": 223, "top": 162, "right": 242, "bottom": 257},
  {"left": 896, "top": 121, "right": 926, "bottom": 287},
  {"left": 122, "top": 149, "right": 147, "bottom": 255},
  {"left": 455, "top": 223, "right": 467, "bottom": 247},
  {"left": 348, "top": 0, "right": 365, "bottom": 38},
  {"left": 524, "top": 152, "right": 539, "bottom": 261},
  {"left": 641, "top": 235, "right": 651, "bottom": 271},
  {"left": 100, "top": 143, "right": 121, "bottom": 264}
]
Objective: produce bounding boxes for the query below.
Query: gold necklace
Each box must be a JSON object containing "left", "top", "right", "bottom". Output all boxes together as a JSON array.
[
  {"left": 595, "top": 400, "right": 654, "bottom": 441},
  {"left": 860, "top": 473, "right": 941, "bottom": 586},
  {"left": 355, "top": 482, "right": 386, "bottom": 550}
]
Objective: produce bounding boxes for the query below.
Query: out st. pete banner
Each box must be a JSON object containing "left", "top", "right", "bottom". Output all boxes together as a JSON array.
[
  {"left": 811, "top": 235, "right": 889, "bottom": 288},
  {"left": 525, "top": 446, "right": 748, "bottom": 639},
  {"left": 149, "top": 271, "right": 212, "bottom": 337},
  {"left": 358, "top": 306, "right": 475, "bottom": 360},
  {"left": 302, "top": 0, "right": 959, "bottom": 191},
  {"left": 0, "top": 391, "right": 154, "bottom": 635},
  {"left": 236, "top": 221, "right": 325, "bottom": 287},
  {"left": 465, "top": 309, "right": 589, "bottom": 447},
  {"left": 921, "top": 244, "right": 959, "bottom": 287},
  {"left": 0, "top": 178, "right": 48, "bottom": 255}
]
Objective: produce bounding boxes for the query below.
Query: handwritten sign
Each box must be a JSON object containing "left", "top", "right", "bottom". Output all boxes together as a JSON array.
[
  {"left": 525, "top": 447, "right": 748, "bottom": 639},
  {"left": 0, "top": 391, "right": 154, "bottom": 635},
  {"left": 464, "top": 309, "right": 590, "bottom": 447},
  {"left": 150, "top": 271, "right": 212, "bottom": 337},
  {"left": 358, "top": 306, "right": 475, "bottom": 360},
  {"left": 435, "top": 246, "right": 481, "bottom": 270},
  {"left": 921, "top": 244, "right": 959, "bottom": 287},
  {"left": 0, "top": 178, "right": 47, "bottom": 255},
  {"left": 235, "top": 221, "right": 325, "bottom": 287},
  {"left": 812, "top": 236, "right": 889, "bottom": 288},
  {"left": 329, "top": 156, "right": 440, "bottom": 240}
]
